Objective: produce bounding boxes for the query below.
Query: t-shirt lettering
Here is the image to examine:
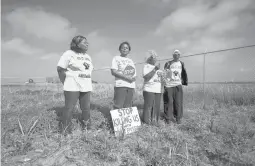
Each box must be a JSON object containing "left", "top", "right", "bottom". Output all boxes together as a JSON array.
[
  {"left": 57, "top": 50, "right": 93, "bottom": 92},
  {"left": 111, "top": 56, "right": 136, "bottom": 88}
]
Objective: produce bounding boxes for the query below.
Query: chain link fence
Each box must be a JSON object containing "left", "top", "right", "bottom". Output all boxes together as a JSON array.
[{"left": 2, "top": 45, "right": 255, "bottom": 107}]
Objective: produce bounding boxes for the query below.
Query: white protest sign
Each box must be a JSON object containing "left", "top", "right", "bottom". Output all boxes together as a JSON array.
[{"left": 110, "top": 107, "right": 141, "bottom": 137}]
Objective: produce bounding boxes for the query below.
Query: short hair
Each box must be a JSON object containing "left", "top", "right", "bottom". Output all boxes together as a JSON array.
[
  {"left": 119, "top": 41, "right": 131, "bottom": 51},
  {"left": 70, "top": 35, "right": 87, "bottom": 53},
  {"left": 145, "top": 50, "right": 158, "bottom": 63},
  {"left": 173, "top": 49, "right": 181, "bottom": 55}
]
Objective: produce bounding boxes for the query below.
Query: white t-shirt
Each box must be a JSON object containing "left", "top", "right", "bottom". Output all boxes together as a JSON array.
[
  {"left": 111, "top": 55, "right": 136, "bottom": 89},
  {"left": 143, "top": 64, "right": 162, "bottom": 93},
  {"left": 165, "top": 61, "right": 182, "bottom": 88},
  {"left": 57, "top": 50, "right": 93, "bottom": 92}
]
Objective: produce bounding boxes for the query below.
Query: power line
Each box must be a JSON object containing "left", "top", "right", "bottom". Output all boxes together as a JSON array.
[
  {"left": 169, "top": 44, "right": 255, "bottom": 60},
  {"left": 1, "top": 44, "right": 254, "bottom": 75},
  {"left": 93, "top": 44, "right": 255, "bottom": 72}
]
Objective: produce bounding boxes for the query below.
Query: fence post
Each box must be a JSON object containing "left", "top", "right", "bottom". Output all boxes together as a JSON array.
[{"left": 203, "top": 50, "right": 207, "bottom": 110}]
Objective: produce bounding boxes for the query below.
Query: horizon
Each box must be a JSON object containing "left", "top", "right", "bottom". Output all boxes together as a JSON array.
[{"left": 1, "top": 0, "right": 255, "bottom": 83}]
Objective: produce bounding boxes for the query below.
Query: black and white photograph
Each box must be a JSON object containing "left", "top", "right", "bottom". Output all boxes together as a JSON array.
[{"left": 1, "top": 0, "right": 255, "bottom": 165}]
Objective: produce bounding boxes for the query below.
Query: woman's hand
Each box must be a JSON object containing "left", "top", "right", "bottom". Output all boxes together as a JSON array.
[
  {"left": 57, "top": 66, "right": 67, "bottom": 84},
  {"left": 157, "top": 70, "right": 163, "bottom": 77},
  {"left": 125, "top": 76, "right": 136, "bottom": 83},
  {"left": 155, "top": 63, "right": 160, "bottom": 70},
  {"left": 111, "top": 69, "right": 136, "bottom": 83},
  {"left": 125, "top": 76, "right": 133, "bottom": 83}
]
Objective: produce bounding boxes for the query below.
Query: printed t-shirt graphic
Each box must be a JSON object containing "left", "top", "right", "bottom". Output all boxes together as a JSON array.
[
  {"left": 57, "top": 50, "right": 93, "bottom": 92},
  {"left": 143, "top": 64, "right": 162, "bottom": 93},
  {"left": 111, "top": 56, "right": 136, "bottom": 88},
  {"left": 165, "top": 61, "right": 182, "bottom": 87},
  {"left": 123, "top": 65, "right": 136, "bottom": 77}
]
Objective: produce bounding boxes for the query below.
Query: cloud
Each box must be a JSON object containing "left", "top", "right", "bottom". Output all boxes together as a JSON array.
[
  {"left": 155, "top": 1, "right": 244, "bottom": 36},
  {"left": 2, "top": 38, "right": 43, "bottom": 56},
  {"left": 87, "top": 31, "right": 107, "bottom": 52},
  {"left": 136, "top": 0, "right": 172, "bottom": 3},
  {"left": 89, "top": 43, "right": 115, "bottom": 82},
  {"left": 155, "top": 5, "right": 206, "bottom": 35},
  {"left": 154, "top": 0, "right": 255, "bottom": 55},
  {"left": 92, "top": 49, "right": 114, "bottom": 69},
  {"left": 84, "top": 30, "right": 116, "bottom": 69},
  {"left": 151, "top": 0, "right": 255, "bottom": 82},
  {"left": 5, "top": 7, "right": 77, "bottom": 42},
  {"left": 133, "top": 0, "right": 174, "bottom": 7},
  {"left": 208, "top": 17, "right": 239, "bottom": 35},
  {"left": 40, "top": 53, "right": 59, "bottom": 60},
  {"left": 2, "top": 38, "right": 60, "bottom": 61}
]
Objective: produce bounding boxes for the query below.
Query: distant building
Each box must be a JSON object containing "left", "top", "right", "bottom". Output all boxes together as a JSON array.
[
  {"left": 25, "top": 78, "right": 35, "bottom": 84},
  {"left": 24, "top": 78, "right": 46, "bottom": 84}
]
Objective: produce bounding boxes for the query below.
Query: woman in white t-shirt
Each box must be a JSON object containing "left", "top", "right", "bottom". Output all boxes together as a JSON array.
[
  {"left": 111, "top": 41, "right": 136, "bottom": 109},
  {"left": 142, "top": 50, "right": 164, "bottom": 126},
  {"left": 57, "top": 35, "right": 93, "bottom": 135}
]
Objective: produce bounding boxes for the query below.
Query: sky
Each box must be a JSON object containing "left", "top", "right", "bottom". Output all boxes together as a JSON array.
[{"left": 1, "top": 0, "right": 255, "bottom": 84}]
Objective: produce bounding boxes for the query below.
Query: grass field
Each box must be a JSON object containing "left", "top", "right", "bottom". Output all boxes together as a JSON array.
[{"left": 1, "top": 83, "right": 255, "bottom": 166}]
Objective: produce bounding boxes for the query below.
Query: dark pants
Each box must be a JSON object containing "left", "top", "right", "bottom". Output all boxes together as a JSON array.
[
  {"left": 142, "top": 91, "right": 161, "bottom": 125},
  {"left": 113, "top": 87, "right": 134, "bottom": 109},
  {"left": 61, "top": 91, "right": 91, "bottom": 134},
  {"left": 163, "top": 85, "right": 183, "bottom": 122}
]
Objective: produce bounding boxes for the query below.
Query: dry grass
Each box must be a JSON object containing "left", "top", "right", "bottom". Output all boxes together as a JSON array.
[{"left": 1, "top": 83, "right": 255, "bottom": 166}]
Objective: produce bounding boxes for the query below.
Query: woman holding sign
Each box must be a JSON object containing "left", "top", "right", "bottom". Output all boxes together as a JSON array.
[
  {"left": 142, "top": 50, "right": 164, "bottom": 126},
  {"left": 57, "top": 35, "right": 93, "bottom": 135},
  {"left": 111, "top": 41, "right": 136, "bottom": 109}
]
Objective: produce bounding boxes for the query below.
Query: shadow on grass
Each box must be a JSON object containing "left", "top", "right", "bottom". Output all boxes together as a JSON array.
[
  {"left": 47, "top": 101, "right": 114, "bottom": 132},
  {"left": 47, "top": 100, "right": 168, "bottom": 133},
  {"left": 133, "top": 101, "right": 167, "bottom": 121}
]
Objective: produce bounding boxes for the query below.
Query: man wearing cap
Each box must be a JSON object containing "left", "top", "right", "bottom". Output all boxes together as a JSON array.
[{"left": 163, "top": 50, "right": 188, "bottom": 124}]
